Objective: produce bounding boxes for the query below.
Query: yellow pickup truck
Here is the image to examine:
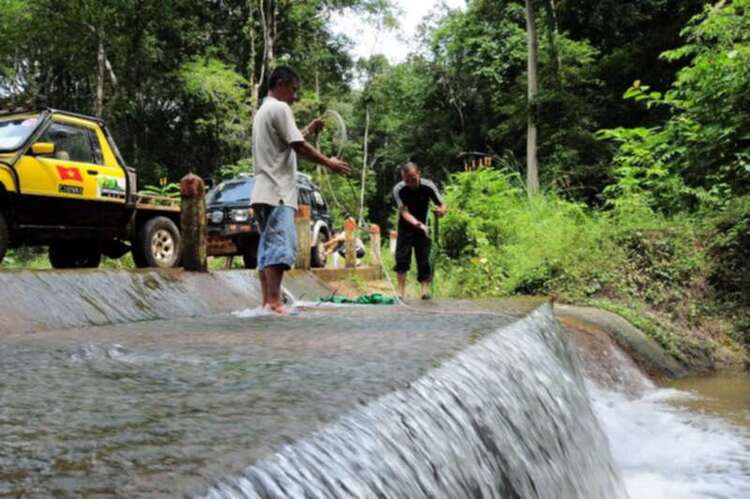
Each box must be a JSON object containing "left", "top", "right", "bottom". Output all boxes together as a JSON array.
[{"left": 0, "top": 108, "right": 182, "bottom": 268}]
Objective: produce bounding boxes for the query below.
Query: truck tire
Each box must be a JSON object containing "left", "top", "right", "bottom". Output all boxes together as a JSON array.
[
  {"left": 135, "top": 216, "right": 181, "bottom": 268},
  {"left": 0, "top": 212, "right": 8, "bottom": 265},
  {"left": 311, "top": 231, "right": 328, "bottom": 268},
  {"left": 49, "top": 242, "right": 101, "bottom": 268}
]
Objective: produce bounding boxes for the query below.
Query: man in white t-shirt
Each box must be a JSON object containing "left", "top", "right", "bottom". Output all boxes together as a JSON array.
[{"left": 251, "top": 65, "right": 351, "bottom": 313}]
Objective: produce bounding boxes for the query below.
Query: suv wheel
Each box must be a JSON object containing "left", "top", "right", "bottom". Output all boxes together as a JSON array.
[
  {"left": 0, "top": 212, "right": 8, "bottom": 265},
  {"left": 135, "top": 217, "right": 182, "bottom": 268},
  {"left": 311, "top": 230, "right": 328, "bottom": 268},
  {"left": 49, "top": 241, "right": 101, "bottom": 268}
]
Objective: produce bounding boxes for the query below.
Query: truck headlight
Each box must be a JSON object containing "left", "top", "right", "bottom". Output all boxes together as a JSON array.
[
  {"left": 231, "top": 209, "right": 250, "bottom": 222},
  {"left": 209, "top": 210, "right": 224, "bottom": 224}
]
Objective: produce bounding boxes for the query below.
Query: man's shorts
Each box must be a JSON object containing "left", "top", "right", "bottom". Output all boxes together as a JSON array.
[
  {"left": 394, "top": 229, "right": 432, "bottom": 282},
  {"left": 253, "top": 204, "right": 297, "bottom": 271}
]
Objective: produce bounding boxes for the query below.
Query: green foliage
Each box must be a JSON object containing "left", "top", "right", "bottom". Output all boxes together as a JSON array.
[
  {"left": 599, "top": 1, "right": 750, "bottom": 214},
  {"left": 437, "top": 167, "right": 706, "bottom": 311},
  {"left": 706, "top": 195, "right": 750, "bottom": 306},
  {"left": 139, "top": 182, "right": 180, "bottom": 199},
  {"left": 180, "top": 56, "right": 249, "bottom": 151},
  {"left": 217, "top": 158, "right": 253, "bottom": 181},
  {"left": 439, "top": 169, "right": 615, "bottom": 297}
]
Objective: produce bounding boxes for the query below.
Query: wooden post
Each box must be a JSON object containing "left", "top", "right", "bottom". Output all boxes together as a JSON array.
[
  {"left": 180, "top": 173, "right": 207, "bottom": 272},
  {"left": 389, "top": 230, "right": 398, "bottom": 256},
  {"left": 369, "top": 224, "right": 381, "bottom": 267},
  {"left": 344, "top": 217, "right": 357, "bottom": 268},
  {"left": 295, "top": 204, "right": 311, "bottom": 270}
]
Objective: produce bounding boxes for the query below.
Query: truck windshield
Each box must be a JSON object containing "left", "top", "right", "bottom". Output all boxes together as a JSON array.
[
  {"left": 207, "top": 178, "right": 254, "bottom": 204},
  {"left": 0, "top": 115, "right": 41, "bottom": 152}
]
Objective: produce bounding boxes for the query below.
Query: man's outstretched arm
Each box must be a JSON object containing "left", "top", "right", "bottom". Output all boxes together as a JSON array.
[{"left": 291, "top": 141, "right": 351, "bottom": 176}]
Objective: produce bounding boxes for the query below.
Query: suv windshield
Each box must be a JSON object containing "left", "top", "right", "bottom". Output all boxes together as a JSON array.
[
  {"left": 0, "top": 114, "right": 41, "bottom": 152},
  {"left": 207, "top": 178, "right": 254, "bottom": 204}
]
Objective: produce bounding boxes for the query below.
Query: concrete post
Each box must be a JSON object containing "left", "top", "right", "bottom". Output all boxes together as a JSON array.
[
  {"left": 389, "top": 230, "right": 398, "bottom": 256},
  {"left": 344, "top": 217, "right": 357, "bottom": 268},
  {"left": 295, "top": 204, "right": 311, "bottom": 270},
  {"left": 369, "top": 224, "right": 381, "bottom": 267},
  {"left": 180, "top": 173, "right": 207, "bottom": 272}
]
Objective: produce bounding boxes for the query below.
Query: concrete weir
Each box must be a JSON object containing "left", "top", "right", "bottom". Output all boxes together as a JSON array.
[{"left": 0, "top": 268, "right": 332, "bottom": 335}]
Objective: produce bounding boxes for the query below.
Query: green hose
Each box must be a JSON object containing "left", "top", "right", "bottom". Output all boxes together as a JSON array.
[{"left": 430, "top": 212, "right": 440, "bottom": 297}]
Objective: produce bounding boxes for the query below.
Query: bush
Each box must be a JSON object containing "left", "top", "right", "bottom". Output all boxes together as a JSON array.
[
  {"left": 439, "top": 169, "right": 619, "bottom": 298},
  {"left": 436, "top": 168, "right": 706, "bottom": 305},
  {"left": 706, "top": 196, "right": 750, "bottom": 305}
]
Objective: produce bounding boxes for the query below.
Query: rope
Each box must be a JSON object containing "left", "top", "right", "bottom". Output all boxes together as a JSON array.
[
  {"left": 430, "top": 213, "right": 440, "bottom": 298},
  {"left": 315, "top": 108, "right": 373, "bottom": 230},
  {"left": 320, "top": 109, "right": 347, "bottom": 158},
  {"left": 315, "top": 109, "right": 356, "bottom": 216}
]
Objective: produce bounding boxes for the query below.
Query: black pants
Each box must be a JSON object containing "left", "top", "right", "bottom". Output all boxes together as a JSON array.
[{"left": 394, "top": 229, "right": 432, "bottom": 282}]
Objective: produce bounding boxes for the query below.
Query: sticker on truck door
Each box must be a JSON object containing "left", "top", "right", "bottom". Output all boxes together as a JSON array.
[
  {"left": 57, "top": 165, "right": 84, "bottom": 195},
  {"left": 56, "top": 165, "right": 83, "bottom": 182},
  {"left": 97, "top": 175, "right": 126, "bottom": 199}
]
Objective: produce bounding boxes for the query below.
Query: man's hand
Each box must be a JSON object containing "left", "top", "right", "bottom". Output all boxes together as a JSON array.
[
  {"left": 302, "top": 117, "right": 325, "bottom": 139},
  {"left": 326, "top": 156, "right": 351, "bottom": 176},
  {"left": 434, "top": 204, "right": 447, "bottom": 218},
  {"left": 416, "top": 221, "right": 430, "bottom": 236}
]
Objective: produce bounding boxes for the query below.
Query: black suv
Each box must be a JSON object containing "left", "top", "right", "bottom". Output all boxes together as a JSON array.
[{"left": 205, "top": 173, "right": 333, "bottom": 268}]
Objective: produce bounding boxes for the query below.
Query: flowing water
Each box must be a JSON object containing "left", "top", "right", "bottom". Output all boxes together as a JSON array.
[{"left": 1, "top": 302, "right": 749, "bottom": 498}]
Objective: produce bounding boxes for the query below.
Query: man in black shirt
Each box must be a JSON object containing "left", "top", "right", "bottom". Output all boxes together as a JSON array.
[{"left": 392, "top": 162, "right": 447, "bottom": 299}]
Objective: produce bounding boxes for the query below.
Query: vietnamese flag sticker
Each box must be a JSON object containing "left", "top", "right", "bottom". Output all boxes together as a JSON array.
[{"left": 57, "top": 165, "right": 83, "bottom": 182}]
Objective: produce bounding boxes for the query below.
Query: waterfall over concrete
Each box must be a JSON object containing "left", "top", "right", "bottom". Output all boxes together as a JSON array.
[
  {"left": 0, "top": 269, "right": 329, "bottom": 334},
  {"left": 206, "top": 305, "right": 627, "bottom": 499}
]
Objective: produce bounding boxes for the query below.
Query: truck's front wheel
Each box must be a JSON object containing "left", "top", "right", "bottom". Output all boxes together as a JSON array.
[
  {"left": 134, "top": 217, "right": 181, "bottom": 268},
  {"left": 0, "top": 212, "right": 8, "bottom": 265},
  {"left": 49, "top": 242, "right": 101, "bottom": 268}
]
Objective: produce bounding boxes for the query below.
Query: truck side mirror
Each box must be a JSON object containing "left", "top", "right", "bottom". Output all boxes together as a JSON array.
[{"left": 31, "top": 142, "right": 56, "bottom": 156}]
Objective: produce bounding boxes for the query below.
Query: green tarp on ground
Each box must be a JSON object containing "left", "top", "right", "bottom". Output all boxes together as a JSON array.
[{"left": 320, "top": 293, "right": 398, "bottom": 305}]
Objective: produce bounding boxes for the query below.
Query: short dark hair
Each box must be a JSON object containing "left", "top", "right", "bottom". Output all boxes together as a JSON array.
[
  {"left": 269, "top": 65, "right": 300, "bottom": 89},
  {"left": 400, "top": 161, "right": 419, "bottom": 174}
]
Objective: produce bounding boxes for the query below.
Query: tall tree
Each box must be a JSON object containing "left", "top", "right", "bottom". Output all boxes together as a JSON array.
[{"left": 525, "top": 0, "right": 540, "bottom": 194}]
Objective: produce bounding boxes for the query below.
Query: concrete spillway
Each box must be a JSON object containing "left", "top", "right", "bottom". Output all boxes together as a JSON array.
[{"left": 0, "top": 269, "right": 331, "bottom": 335}]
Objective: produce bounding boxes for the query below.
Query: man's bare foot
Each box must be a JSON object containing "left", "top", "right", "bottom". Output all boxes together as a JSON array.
[{"left": 268, "top": 302, "right": 289, "bottom": 315}]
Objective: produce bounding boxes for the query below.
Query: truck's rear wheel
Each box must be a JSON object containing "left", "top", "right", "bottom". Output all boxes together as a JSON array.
[
  {"left": 135, "top": 217, "right": 181, "bottom": 268},
  {"left": 0, "top": 212, "right": 8, "bottom": 265},
  {"left": 49, "top": 242, "right": 101, "bottom": 269}
]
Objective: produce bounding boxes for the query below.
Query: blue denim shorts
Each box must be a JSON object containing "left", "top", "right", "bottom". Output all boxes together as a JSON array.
[{"left": 253, "top": 204, "right": 298, "bottom": 271}]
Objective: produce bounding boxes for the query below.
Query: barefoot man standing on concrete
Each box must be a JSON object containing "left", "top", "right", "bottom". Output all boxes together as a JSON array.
[
  {"left": 393, "top": 162, "right": 447, "bottom": 300},
  {"left": 251, "top": 65, "right": 351, "bottom": 313}
]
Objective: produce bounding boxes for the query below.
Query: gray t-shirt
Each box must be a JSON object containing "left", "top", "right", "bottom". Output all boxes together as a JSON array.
[{"left": 250, "top": 96, "right": 305, "bottom": 208}]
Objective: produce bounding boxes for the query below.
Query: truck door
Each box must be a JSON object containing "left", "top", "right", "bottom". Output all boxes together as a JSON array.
[{"left": 15, "top": 120, "right": 127, "bottom": 228}]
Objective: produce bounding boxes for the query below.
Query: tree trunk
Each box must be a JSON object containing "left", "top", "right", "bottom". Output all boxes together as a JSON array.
[
  {"left": 248, "top": 1, "right": 260, "bottom": 114},
  {"left": 95, "top": 34, "right": 105, "bottom": 117},
  {"left": 525, "top": 0, "right": 540, "bottom": 195},
  {"left": 544, "top": 0, "right": 562, "bottom": 87},
  {"left": 359, "top": 103, "right": 370, "bottom": 228}
]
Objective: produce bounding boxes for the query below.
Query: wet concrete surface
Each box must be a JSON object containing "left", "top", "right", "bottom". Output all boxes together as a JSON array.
[{"left": 0, "top": 304, "right": 511, "bottom": 497}]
